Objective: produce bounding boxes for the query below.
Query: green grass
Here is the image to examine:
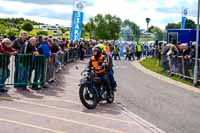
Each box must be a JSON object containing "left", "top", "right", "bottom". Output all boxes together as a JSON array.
[{"left": 141, "top": 58, "right": 193, "bottom": 86}]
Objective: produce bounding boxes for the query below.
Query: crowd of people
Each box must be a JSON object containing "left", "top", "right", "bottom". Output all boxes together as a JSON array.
[
  {"left": 110, "top": 39, "right": 200, "bottom": 81},
  {"left": 1, "top": 31, "right": 198, "bottom": 94},
  {"left": 0, "top": 32, "right": 96, "bottom": 94},
  {"left": 110, "top": 41, "right": 155, "bottom": 61},
  {"left": 153, "top": 40, "right": 199, "bottom": 80}
]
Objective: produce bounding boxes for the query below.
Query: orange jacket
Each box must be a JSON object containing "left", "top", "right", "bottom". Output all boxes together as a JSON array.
[
  {"left": 105, "top": 45, "right": 110, "bottom": 55},
  {"left": 90, "top": 54, "right": 106, "bottom": 75}
]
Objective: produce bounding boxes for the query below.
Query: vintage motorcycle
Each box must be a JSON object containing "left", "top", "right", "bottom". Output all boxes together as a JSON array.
[{"left": 79, "top": 67, "right": 114, "bottom": 109}]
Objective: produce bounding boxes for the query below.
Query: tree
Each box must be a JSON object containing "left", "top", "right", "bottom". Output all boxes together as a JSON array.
[
  {"left": 22, "top": 22, "right": 33, "bottom": 32},
  {"left": 36, "top": 31, "right": 48, "bottom": 36},
  {"left": 6, "top": 29, "right": 17, "bottom": 37},
  {"left": 84, "top": 14, "right": 122, "bottom": 40},
  {"left": 122, "top": 20, "right": 140, "bottom": 41},
  {"left": 185, "top": 19, "right": 196, "bottom": 29},
  {"left": 149, "top": 26, "right": 164, "bottom": 41},
  {"left": 0, "top": 24, "right": 6, "bottom": 35},
  {"left": 165, "top": 23, "right": 180, "bottom": 30},
  {"left": 165, "top": 18, "right": 196, "bottom": 30},
  {"left": 61, "top": 28, "right": 67, "bottom": 34},
  {"left": 145, "top": 18, "right": 151, "bottom": 31}
]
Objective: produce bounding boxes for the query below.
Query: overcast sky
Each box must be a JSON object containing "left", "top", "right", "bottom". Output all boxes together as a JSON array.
[{"left": 0, "top": 0, "right": 198, "bottom": 29}]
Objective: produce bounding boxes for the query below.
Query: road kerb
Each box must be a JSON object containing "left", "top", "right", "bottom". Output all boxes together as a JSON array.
[
  {"left": 118, "top": 106, "right": 166, "bottom": 133},
  {"left": 132, "top": 61, "right": 200, "bottom": 94}
]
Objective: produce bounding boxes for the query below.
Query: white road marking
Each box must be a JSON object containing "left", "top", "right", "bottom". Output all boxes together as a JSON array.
[
  {"left": 0, "top": 118, "right": 66, "bottom": 133},
  {"left": 0, "top": 106, "right": 124, "bottom": 133}
]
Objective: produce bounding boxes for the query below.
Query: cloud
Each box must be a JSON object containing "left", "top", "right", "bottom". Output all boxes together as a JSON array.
[
  {"left": 0, "top": 0, "right": 198, "bottom": 30},
  {"left": 24, "top": 8, "right": 71, "bottom": 20},
  {"left": 0, "top": 6, "right": 16, "bottom": 14},
  {"left": 3, "top": 0, "right": 94, "bottom": 6}
]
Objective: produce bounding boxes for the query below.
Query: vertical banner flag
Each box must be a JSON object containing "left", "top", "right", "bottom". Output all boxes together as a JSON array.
[
  {"left": 181, "top": 8, "right": 188, "bottom": 29},
  {"left": 70, "top": 1, "right": 85, "bottom": 41}
]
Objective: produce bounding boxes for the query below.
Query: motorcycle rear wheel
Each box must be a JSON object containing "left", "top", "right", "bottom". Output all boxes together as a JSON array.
[{"left": 107, "top": 91, "right": 114, "bottom": 103}]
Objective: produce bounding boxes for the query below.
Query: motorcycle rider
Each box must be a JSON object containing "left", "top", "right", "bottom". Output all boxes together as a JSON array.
[
  {"left": 88, "top": 46, "right": 112, "bottom": 97},
  {"left": 112, "top": 44, "right": 120, "bottom": 60},
  {"left": 98, "top": 43, "right": 117, "bottom": 91},
  {"left": 125, "top": 44, "right": 133, "bottom": 60}
]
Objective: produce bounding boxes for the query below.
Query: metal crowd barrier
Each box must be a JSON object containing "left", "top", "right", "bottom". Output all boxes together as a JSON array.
[
  {"left": 0, "top": 48, "right": 89, "bottom": 89},
  {"left": 0, "top": 54, "right": 46, "bottom": 88},
  {"left": 68, "top": 48, "right": 78, "bottom": 62},
  {"left": 168, "top": 56, "right": 200, "bottom": 81},
  {"left": 85, "top": 47, "right": 93, "bottom": 57},
  {"left": 45, "top": 48, "right": 80, "bottom": 82}
]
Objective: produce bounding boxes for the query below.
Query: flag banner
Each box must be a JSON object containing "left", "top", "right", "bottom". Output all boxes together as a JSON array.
[
  {"left": 70, "top": 1, "right": 85, "bottom": 41},
  {"left": 181, "top": 16, "right": 186, "bottom": 29},
  {"left": 181, "top": 8, "right": 188, "bottom": 29}
]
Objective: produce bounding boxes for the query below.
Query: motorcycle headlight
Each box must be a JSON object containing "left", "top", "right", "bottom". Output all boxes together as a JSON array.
[{"left": 81, "top": 71, "right": 88, "bottom": 78}]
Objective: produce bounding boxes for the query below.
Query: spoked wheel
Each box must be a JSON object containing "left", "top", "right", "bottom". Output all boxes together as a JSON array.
[
  {"left": 79, "top": 86, "right": 97, "bottom": 109},
  {"left": 107, "top": 91, "right": 114, "bottom": 103}
]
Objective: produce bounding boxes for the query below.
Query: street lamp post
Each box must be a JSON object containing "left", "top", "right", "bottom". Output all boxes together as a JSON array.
[{"left": 193, "top": 0, "right": 200, "bottom": 86}]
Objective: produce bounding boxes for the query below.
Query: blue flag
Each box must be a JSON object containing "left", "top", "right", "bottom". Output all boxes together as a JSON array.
[{"left": 70, "top": 1, "right": 85, "bottom": 41}]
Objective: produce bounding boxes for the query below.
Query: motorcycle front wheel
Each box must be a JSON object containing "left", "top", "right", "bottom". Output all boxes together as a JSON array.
[{"left": 79, "top": 85, "right": 98, "bottom": 109}]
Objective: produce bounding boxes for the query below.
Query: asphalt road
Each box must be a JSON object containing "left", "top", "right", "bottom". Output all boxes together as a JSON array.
[
  {"left": 0, "top": 61, "right": 153, "bottom": 133},
  {"left": 114, "top": 60, "right": 200, "bottom": 133}
]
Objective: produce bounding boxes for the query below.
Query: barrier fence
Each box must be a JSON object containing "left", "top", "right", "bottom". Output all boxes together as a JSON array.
[
  {"left": 0, "top": 47, "right": 93, "bottom": 89},
  {"left": 0, "top": 54, "right": 46, "bottom": 88},
  {"left": 163, "top": 56, "right": 200, "bottom": 82}
]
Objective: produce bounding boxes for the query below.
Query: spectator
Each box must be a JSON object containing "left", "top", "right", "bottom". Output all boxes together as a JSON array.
[
  {"left": 16, "top": 37, "right": 39, "bottom": 90},
  {"left": 37, "top": 38, "right": 52, "bottom": 88},
  {"left": 0, "top": 38, "right": 16, "bottom": 93},
  {"left": 12, "top": 32, "right": 28, "bottom": 52},
  {"left": 167, "top": 44, "right": 179, "bottom": 76},
  {"left": 181, "top": 44, "right": 191, "bottom": 77},
  {"left": 161, "top": 43, "right": 171, "bottom": 72},
  {"left": 12, "top": 31, "right": 28, "bottom": 89},
  {"left": 79, "top": 42, "right": 85, "bottom": 60}
]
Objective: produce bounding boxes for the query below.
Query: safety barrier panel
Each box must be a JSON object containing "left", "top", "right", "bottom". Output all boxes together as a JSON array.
[
  {"left": 0, "top": 54, "right": 46, "bottom": 88},
  {"left": 0, "top": 47, "right": 92, "bottom": 89},
  {"left": 85, "top": 47, "right": 93, "bottom": 57},
  {"left": 167, "top": 56, "right": 200, "bottom": 81}
]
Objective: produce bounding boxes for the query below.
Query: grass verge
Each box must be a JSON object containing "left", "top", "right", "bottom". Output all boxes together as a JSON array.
[{"left": 141, "top": 58, "right": 193, "bottom": 86}]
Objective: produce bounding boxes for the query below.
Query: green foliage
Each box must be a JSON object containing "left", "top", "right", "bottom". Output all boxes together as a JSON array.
[
  {"left": 84, "top": 14, "right": 122, "bottom": 40},
  {"left": 122, "top": 19, "right": 140, "bottom": 41},
  {"left": 6, "top": 29, "right": 18, "bottom": 37},
  {"left": 149, "top": 26, "right": 164, "bottom": 41},
  {"left": 0, "top": 24, "right": 6, "bottom": 35},
  {"left": 61, "top": 28, "right": 68, "bottom": 34},
  {"left": 36, "top": 31, "right": 48, "bottom": 36},
  {"left": 22, "top": 22, "right": 33, "bottom": 32},
  {"left": 141, "top": 58, "right": 192, "bottom": 86},
  {"left": 0, "top": 18, "right": 41, "bottom": 29},
  {"left": 165, "top": 23, "right": 181, "bottom": 30},
  {"left": 165, "top": 18, "right": 196, "bottom": 30},
  {"left": 140, "top": 37, "right": 154, "bottom": 42},
  {"left": 185, "top": 19, "right": 196, "bottom": 29}
]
